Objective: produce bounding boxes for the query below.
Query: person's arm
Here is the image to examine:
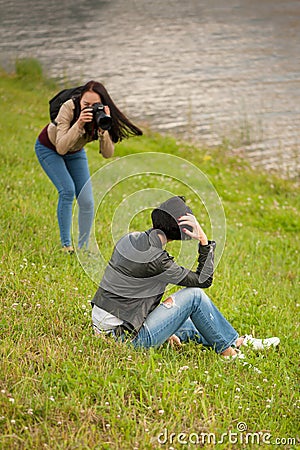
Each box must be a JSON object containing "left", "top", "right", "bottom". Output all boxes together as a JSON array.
[
  {"left": 157, "top": 241, "right": 216, "bottom": 288},
  {"left": 98, "top": 130, "right": 114, "bottom": 158},
  {"left": 157, "top": 214, "right": 216, "bottom": 288},
  {"left": 54, "top": 100, "right": 87, "bottom": 155}
]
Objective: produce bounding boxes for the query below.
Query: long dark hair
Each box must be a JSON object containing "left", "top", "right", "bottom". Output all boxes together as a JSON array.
[{"left": 75, "top": 80, "right": 143, "bottom": 143}]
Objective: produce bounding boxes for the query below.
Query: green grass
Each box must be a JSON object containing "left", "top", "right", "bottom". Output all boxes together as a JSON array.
[{"left": 0, "top": 60, "right": 299, "bottom": 449}]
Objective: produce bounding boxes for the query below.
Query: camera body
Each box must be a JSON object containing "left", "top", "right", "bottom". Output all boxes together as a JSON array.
[
  {"left": 84, "top": 103, "right": 112, "bottom": 130},
  {"left": 91, "top": 102, "right": 112, "bottom": 130}
]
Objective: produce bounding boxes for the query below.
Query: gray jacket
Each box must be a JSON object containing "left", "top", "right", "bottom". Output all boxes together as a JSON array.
[{"left": 92, "top": 229, "right": 216, "bottom": 333}]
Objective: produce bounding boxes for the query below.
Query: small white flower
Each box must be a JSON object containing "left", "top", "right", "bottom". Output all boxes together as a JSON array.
[
  {"left": 9, "top": 398, "right": 15, "bottom": 403},
  {"left": 11, "top": 419, "right": 16, "bottom": 424},
  {"left": 158, "top": 409, "right": 164, "bottom": 415},
  {"left": 49, "top": 396, "right": 55, "bottom": 402}
]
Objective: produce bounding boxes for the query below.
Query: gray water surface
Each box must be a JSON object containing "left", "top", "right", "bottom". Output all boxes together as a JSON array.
[{"left": 1, "top": 0, "right": 299, "bottom": 178}]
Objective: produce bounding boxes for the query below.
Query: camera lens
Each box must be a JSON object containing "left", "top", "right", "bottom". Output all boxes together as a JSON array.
[
  {"left": 93, "top": 103, "right": 112, "bottom": 130},
  {"left": 98, "top": 115, "right": 112, "bottom": 130}
]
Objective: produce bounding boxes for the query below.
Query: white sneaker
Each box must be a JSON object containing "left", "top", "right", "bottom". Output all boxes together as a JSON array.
[{"left": 242, "top": 334, "right": 280, "bottom": 351}]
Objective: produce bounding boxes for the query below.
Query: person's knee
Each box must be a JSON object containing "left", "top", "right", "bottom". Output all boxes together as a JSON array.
[
  {"left": 59, "top": 186, "right": 75, "bottom": 201},
  {"left": 78, "top": 196, "right": 94, "bottom": 212},
  {"left": 77, "top": 186, "right": 94, "bottom": 211},
  {"left": 189, "top": 287, "right": 203, "bottom": 298},
  {"left": 189, "top": 287, "right": 209, "bottom": 305}
]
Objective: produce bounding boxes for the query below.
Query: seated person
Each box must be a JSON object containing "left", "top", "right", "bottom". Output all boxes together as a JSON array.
[{"left": 91, "top": 196, "right": 279, "bottom": 359}]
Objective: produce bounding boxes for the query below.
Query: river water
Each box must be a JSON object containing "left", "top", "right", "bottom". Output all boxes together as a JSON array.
[{"left": 1, "top": 0, "right": 299, "bottom": 179}]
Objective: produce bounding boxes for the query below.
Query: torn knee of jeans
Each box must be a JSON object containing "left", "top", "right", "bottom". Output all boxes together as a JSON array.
[{"left": 162, "top": 296, "right": 174, "bottom": 309}]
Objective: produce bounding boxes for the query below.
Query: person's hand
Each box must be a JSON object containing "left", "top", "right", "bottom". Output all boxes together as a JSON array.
[
  {"left": 103, "top": 105, "right": 110, "bottom": 116},
  {"left": 178, "top": 213, "right": 208, "bottom": 245},
  {"left": 78, "top": 107, "right": 93, "bottom": 127},
  {"left": 167, "top": 334, "right": 182, "bottom": 347}
]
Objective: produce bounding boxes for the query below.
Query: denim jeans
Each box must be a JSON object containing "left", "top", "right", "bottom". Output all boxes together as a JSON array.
[
  {"left": 35, "top": 139, "right": 94, "bottom": 248},
  {"left": 131, "top": 287, "right": 238, "bottom": 354}
]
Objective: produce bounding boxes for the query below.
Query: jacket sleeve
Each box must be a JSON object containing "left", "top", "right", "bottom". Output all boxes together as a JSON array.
[
  {"left": 98, "top": 131, "right": 115, "bottom": 158},
  {"left": 54, "top": 100, "right": 86, "bottom": 155},
  {"left": 157, "top": 241, "right": 216, "bottom": 288}
]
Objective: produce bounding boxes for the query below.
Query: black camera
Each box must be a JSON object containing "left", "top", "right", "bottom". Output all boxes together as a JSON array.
[{"left": 91, "top": 102, "right": 112, "bottom": 130}]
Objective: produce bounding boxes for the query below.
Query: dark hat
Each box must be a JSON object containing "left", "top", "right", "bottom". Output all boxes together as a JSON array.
[{"left": 151, "top": 196, "right": 193, "bottom": 240}]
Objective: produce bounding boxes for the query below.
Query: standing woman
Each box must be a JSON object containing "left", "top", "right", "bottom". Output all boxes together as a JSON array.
[{"left": 35, "top": 80, "right": 142, "bottom": 253}]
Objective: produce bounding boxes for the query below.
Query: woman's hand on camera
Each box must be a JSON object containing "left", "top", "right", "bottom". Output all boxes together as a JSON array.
[
  {"left": 103, "top": 105, "right": 110, "bottom": 116},
  {"left": 78, "top": 107, "right": 93, "bottom": 127},
  {"left": 178, "top": 213, "right": 208, "bottom": 245}
]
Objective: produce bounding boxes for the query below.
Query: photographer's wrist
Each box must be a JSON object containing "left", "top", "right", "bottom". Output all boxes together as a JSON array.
[{"left": 76, "top": 120, "right": 85, "bottom": 135}]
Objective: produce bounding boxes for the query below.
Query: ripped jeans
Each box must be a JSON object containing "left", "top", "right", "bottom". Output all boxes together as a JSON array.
[{"left": 131, "top": 287, "right": 238, "bottom": 354}]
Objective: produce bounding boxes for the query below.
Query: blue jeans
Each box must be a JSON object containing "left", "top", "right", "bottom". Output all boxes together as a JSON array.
[
  {"left": 35, "top": 139, "right": 94, "bottom": 248},
  {"left": 131, "top": 288, "right": 238, "bottom": 354}
]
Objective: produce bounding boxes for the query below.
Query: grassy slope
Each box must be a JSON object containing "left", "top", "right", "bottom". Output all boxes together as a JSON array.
[{"left": 0, "top": 65, "right": 299, "bottom": 449}]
